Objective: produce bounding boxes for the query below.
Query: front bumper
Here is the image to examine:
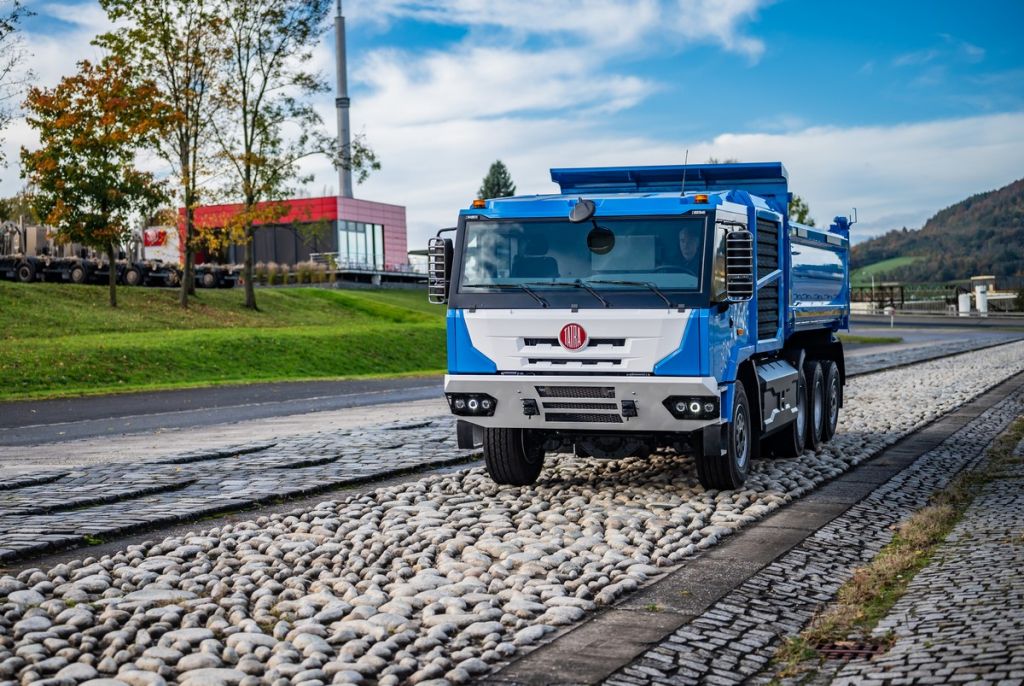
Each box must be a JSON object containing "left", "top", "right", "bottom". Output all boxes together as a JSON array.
[{"left": 444, "top": 374, "right": 723, "bottom": 432}]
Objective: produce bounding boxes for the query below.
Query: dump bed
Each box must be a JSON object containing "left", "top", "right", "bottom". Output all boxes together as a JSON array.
[{"left": 786, "top": 220, "right": 850, "bottom": 333}]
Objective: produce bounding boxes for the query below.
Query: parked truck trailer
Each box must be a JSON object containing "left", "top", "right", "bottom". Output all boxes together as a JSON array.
[{"left": 428, "top": 162, "right": 851, "bottom": 490}]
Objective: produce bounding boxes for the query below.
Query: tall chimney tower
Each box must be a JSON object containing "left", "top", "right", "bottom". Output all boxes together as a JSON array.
[{"left": 335, "top": 0, "right": 353, "bottom": 199}]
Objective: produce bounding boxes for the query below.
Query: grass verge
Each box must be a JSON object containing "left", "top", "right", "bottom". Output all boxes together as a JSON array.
[
  {"left": 838, "top": 334, "right": 903, "bottom": 345},
  {"left": 0, "top": 323, "right": 446, "bottom": 400},
  {"left": 0, "top": 283, "right": 447, "bottom": 400},
  {"left": 772, "top": 417, "right": 1024, "bottom": 680}
]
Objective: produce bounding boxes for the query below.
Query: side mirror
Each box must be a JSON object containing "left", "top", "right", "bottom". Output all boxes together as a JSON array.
[
  {"left": 724, "top": 229, "right": 754, "bottom": 301},
  {"left": 427, "top": 233, "right": 454, "bottom": 304}
]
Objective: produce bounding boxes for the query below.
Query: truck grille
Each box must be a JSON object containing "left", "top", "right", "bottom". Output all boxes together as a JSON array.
[
  {"left": 757, "top": 218, "right": 781, "bottom": 339},
  {"left": 545, "top": 412, "right": 623, "bottom": 423},
  {"left": 535, "top": 385, "right": 615, "bottom": 398},
  {"left": 523, "top": 338, "right": 626, "bottom": 348},
  {"left": 527, "top": 358, "right": 621, "bottom": 367},
  {"left": 541, "top": 402, "right": 618, "bottom": 410}
]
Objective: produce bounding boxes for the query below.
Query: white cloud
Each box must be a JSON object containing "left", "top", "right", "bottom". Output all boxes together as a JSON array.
[{"left": 326, "top": 110, "right": 1024, "bottom": 251}]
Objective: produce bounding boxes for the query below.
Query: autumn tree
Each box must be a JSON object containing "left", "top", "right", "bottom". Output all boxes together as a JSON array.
[
  {"left": 21, "top": 57, "right": 169, "bottom": 307},
  {"left": 478, "top": 160, "right": 515, "bottom": 199},
  {"left": 0, "top": 1, "right": 32, "bottom": 175},
  {"left": 789, "top": 194, "right": 815, "bottom": 226},
  {"left": 96, "top": 0, "right": 224, "bottom": 309},
  {"left": 213, "top": 0, "right": 379, "bottom": 310}
]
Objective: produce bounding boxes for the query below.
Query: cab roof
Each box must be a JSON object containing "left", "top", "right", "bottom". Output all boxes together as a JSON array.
[{"left": 461, "top": 162, "right": 790, "bottom": 219}]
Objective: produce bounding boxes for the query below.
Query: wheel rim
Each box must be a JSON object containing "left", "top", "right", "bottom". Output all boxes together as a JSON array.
[
  {"left": 828, "top": 376, "right": 840, "bottom": 428},
  {"left": 734, "top": 404, "right": 750, "bottom": 470},
  {"left": 813, "top": 377, "right": 824, "bottom": 434}
]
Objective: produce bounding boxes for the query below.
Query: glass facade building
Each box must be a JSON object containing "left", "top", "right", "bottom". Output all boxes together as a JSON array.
[{"left": 338, "top": 220, "right": 385, "bottom": 270}]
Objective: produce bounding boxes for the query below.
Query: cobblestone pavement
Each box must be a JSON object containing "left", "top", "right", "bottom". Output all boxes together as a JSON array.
[
  {"left": 0, "top": 421, "right": 478, "bottom": 562},
  {"left": 0, "top": 345, "right": 1022, "bottom": 686},
  {"left": 605, "top": 386, "right": 1024, "bottom": 686},
  {"left": 1, "top": 338, "right": 1015, "bottom": 566},
  {"left": 828, "top": 437, "right": 1024, "bottom": 686}
]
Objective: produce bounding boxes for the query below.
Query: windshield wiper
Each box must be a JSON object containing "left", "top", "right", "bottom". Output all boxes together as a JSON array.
[
  {"left": 522, "top": 280, "right": 610, "bottom": 308},
  {"left": 462, "top": 283, "right": 549, "bottom": 308},
  {"left": 584, "top": 279, "right": 674, "bottom": 307}
]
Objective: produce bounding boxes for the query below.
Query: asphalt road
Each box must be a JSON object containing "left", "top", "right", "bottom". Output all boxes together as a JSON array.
[
  {"left": 1, "top": 315, "right": 1020, "bottom": 448},
  {"left": 0, "top": 376, "right": 443, "bottom": 446}
]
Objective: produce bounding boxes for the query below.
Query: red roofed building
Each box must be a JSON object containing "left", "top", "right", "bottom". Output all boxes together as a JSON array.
[
  {"left": 185, "top": 196, "right": 410, "bottom": 274},
  {"left": 184, "top": 5, "right": 416, "bottom": 281}
]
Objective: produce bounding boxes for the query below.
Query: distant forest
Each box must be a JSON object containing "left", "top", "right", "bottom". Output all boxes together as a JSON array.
[{"left": 851, "top": 177, "right": 1024, "bottom": 283}]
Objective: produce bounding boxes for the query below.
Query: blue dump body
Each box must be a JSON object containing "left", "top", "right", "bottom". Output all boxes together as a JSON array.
[
  {"left": 438, "top": 162, "right": 852, "bottom": 491},
  {"left": 544, "top": 162, "right": 851, "bottom": 339}
]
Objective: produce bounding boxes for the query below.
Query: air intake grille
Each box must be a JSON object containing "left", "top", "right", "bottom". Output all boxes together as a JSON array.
[
  {"left": 545, "top": 412, "right": 623, "bottom": 423},
  {"left": 523, "top": 338, "right": 626, "bottom": 347},
  {"left": 756, "top": 219, "right": 780, "bottom": 339},
  {"left": 535, "top": 385, "right": 615, "bottom": 398},
  {"left": 541, "top": 402, "right": 618, "bottom": 410},
  {"left": 527, "top": 358, "right": 621, "bottom": 366}
]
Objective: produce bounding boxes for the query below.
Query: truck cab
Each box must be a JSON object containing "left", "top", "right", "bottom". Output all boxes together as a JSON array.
[{"left": 429, "top": 163, "right": 850, "bottom": 490}]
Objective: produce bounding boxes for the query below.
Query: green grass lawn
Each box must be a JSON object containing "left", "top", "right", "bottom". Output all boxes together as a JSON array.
[
  {"left": 838, "top": 334, "right": 903, "bottom": 345},
  {"left": 851, "top": 256, "right": 920, "bottom": 285},
  {"left": 0, "top": 283, "right": 446, "bottom": 401}
]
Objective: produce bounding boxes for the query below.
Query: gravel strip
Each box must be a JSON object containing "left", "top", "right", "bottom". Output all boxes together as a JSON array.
[
  {"left": 844, "top": 333, "right": 1024, "bottom": 376},
  {"left": 1, "top": 342, "right": 1023, "bottom": 686}
]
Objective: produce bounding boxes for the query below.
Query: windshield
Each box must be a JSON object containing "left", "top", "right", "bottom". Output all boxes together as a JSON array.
[{"left": 459, "top": 217, "right": 707, "bottom": 292}]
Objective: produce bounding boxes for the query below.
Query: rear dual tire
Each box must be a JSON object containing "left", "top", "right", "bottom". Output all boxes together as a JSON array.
[{"left": 483, "top": 427, "right": 545, "bottom": 486}]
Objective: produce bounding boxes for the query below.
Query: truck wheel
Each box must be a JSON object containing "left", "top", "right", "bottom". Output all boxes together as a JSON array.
[
  {"left": 201, "top": 271, "right": 217, "bottom": 288},
  {"left": 16, "top": 262, "right": 35, "bottom": 283},
  {"left": 124, "top": 267, "right": 143, "bottom": 286},
  {"left": 483, "top": 428, "right": 544, "bottom": 486},
  {"left": 822, "top": 360, "right": 841, "bottom": 441},
  {"left": 763, "top": 366, "right": 807, "bottom": 458},
  {"left": 803, "top": 360, "right": 825, "bottom": 451},
  {"left": 70, "top": 266, "right": 86, "bottom": 284},
  {"left": 695, "top": 383, "right": 752, "bottom": 490}
]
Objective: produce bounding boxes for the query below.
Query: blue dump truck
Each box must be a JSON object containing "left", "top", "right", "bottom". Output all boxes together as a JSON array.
[{"left": 428, "top": 163, "right": 851, "bottom": 490}]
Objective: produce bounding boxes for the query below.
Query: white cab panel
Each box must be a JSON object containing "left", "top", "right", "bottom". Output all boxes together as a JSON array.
[{"left": 463, "top": 308, "right": 692, "bottom": 374}]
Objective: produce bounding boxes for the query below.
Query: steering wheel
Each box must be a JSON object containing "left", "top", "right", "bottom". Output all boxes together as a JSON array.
[{"left": 654, "top": 265, "right": 697, "bottom": 276}]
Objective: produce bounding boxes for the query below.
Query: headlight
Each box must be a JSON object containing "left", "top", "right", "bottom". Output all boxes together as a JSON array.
[
  {"left": 446, "top": 393, "right": 498, "bottom": 417},
  {"left": 663, "top": 395, "right": 719, "bottom": 420}
]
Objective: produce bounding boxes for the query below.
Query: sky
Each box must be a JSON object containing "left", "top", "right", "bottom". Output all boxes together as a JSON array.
[{"left": 3, "top": 0, "right": 1024, "bottom": 251}]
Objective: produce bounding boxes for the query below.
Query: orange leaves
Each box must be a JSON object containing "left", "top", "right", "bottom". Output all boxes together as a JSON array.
[{"left": 20, "top": 55, "right": 170, "bottom": 252}]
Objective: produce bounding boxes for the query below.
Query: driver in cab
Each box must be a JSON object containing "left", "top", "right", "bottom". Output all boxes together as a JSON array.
[{"left": 658, "top": 228, "right": 701, "bottom": 273}]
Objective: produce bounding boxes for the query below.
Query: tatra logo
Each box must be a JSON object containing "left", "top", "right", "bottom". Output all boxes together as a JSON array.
[{"left": 559, "top": 323, "right": 587, "bottom": 351}]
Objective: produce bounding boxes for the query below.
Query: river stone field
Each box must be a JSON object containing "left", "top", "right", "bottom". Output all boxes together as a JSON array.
[{"left": 2, "top": 341, "right": 1024, "bottom": 686}]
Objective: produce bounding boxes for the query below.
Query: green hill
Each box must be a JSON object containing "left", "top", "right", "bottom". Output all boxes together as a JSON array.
[
  {"left": 0, "top": 284, "right": 445, "bottom": 400},
  {"left": 851, "top": 177, "right": 1024, "bottom": 283}
]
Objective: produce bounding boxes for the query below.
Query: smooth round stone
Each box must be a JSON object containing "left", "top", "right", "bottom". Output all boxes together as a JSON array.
[{"left": 177, "top": 667, "right": 247, "bottom": 686}]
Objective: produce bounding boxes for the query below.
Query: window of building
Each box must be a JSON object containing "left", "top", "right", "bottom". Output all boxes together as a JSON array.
[{"left": 338, "top": 220, "right": 385, "bottom": 269}]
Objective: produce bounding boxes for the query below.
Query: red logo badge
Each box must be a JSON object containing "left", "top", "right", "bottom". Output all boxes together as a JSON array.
[{"left": 559, "top": 323, "right": 587, "bottom": 351}]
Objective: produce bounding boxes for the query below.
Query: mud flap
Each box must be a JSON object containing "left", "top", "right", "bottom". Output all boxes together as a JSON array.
[
  {"left": 457, "top": 420, "right": 483, "bottom": 449},
  {"left": 701, "top": 423, "right": 725, "bottom": 458}
]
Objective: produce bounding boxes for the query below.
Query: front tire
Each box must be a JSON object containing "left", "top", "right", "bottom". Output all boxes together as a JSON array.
[
  {"left": 70, "top": 265, "right": 86, "bottom": 284},
  {"left": 483, "top": 428, "right": 545, "bottom": 486},
  {"left": 124, "top": 267, "right": 143, "bottom": 287},
  {"left": 695, "top": 383, "right": 752, "bottom": 490}
]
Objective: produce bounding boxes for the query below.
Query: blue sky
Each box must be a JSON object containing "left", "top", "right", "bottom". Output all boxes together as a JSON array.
[{"left": 4, "top": 0, "right": 1024, "bottom": 249}]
